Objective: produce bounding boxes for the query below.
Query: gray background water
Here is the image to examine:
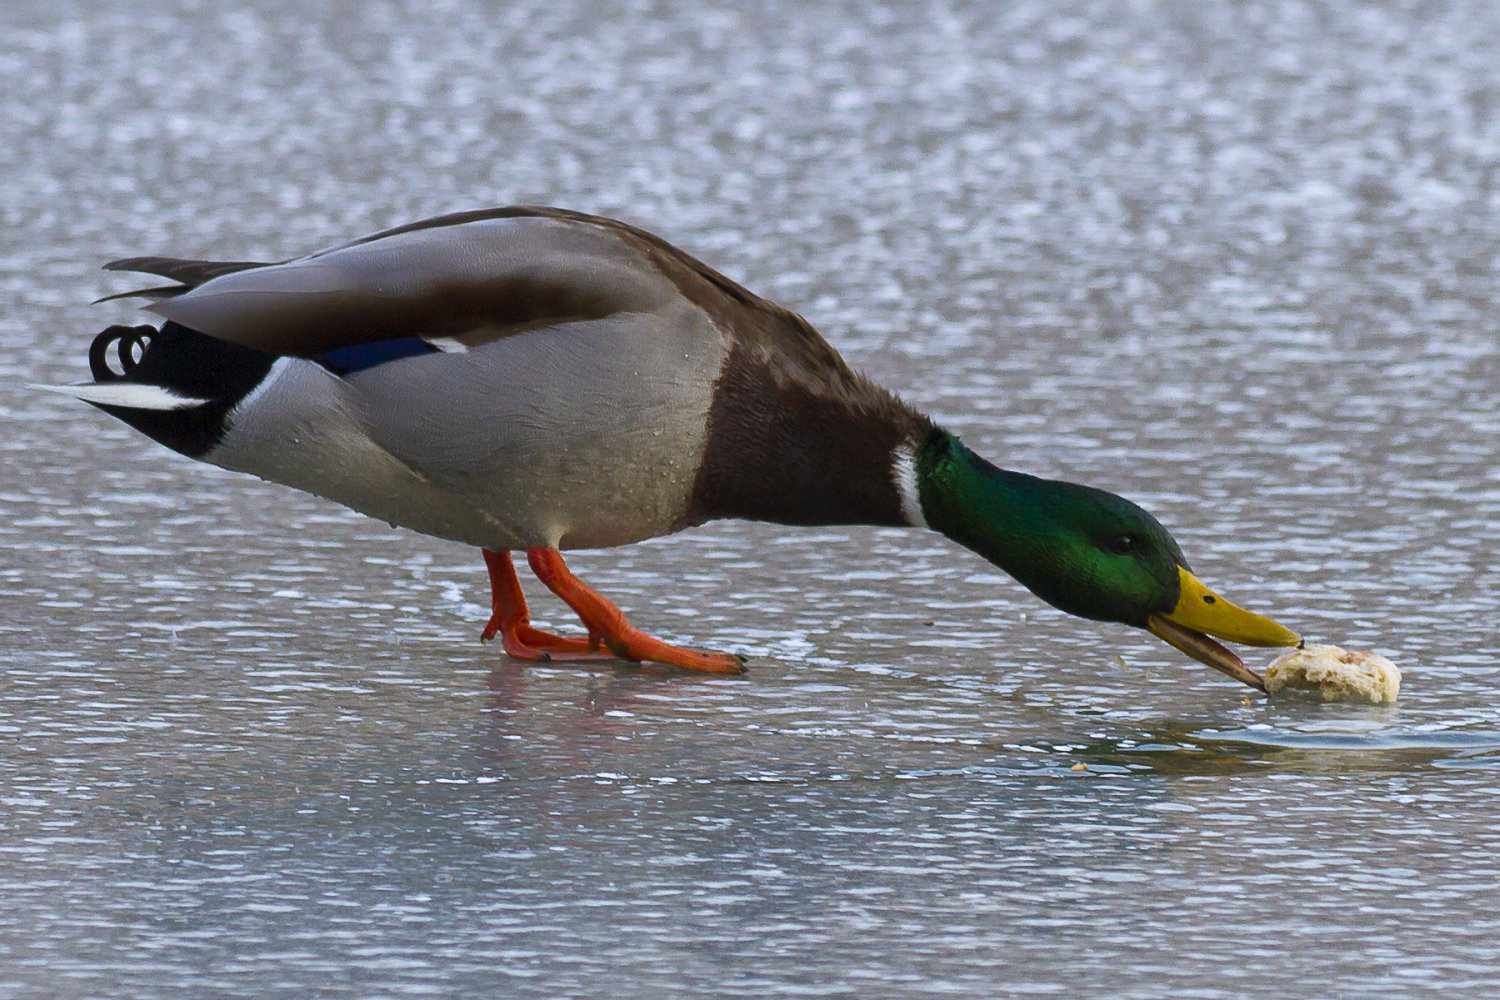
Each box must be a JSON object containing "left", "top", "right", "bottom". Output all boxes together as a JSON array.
[{"left": 3, "top": 1, "right": 1498, "bottom": 997}]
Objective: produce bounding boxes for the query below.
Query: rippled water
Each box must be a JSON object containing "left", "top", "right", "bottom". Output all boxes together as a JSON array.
[{"left": 3, "top": 1, "right": 1498, "bottom": 996}]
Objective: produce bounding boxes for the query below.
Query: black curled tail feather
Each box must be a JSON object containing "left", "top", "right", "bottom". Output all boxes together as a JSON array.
[
  {"left": 88, "top": 324, "right": 158, "bottom": 382},
  {"left": 76, "top": 322, "right": 277, "bottom": 460}
]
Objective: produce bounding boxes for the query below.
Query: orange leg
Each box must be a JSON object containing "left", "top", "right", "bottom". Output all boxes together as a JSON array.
[
  {"left": 479, "top": 549, "right": 609, "bottom": 661},
  {"left": 526, "top": 548, "right": 746, "bottom": 674}
]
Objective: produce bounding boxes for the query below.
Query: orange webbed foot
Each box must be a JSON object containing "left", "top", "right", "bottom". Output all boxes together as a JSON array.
[
  {"left": 526, "top": 548, "right": 747, "bottom": 675},
  {"left": 479, "top": 548, "right": 745, "bottom": 673}
]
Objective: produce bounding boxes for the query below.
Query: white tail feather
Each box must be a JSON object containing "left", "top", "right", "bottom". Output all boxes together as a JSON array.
[{"left": 29, "top": 382, "right": 209, "bottom": 411}]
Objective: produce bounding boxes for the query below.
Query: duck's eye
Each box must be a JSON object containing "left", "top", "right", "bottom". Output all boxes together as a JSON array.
[{"left": 1107, "top": 535, "right": 1138, "bottom": 555}]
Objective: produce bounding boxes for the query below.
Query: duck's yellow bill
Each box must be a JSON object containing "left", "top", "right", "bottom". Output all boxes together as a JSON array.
[
  {"left": 1144, "top": 567, "right": 1300, "bottom": 693},
  {"left": 1161, "top": 567, "right": 1300, "bottom": 647}
]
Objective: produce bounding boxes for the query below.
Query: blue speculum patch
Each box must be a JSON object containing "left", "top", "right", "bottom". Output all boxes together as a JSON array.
[{"left": 319, "top": 338, "right": 437, "bottom": 375}]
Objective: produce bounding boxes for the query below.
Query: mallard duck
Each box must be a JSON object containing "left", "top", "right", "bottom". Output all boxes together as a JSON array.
[{"left": 35, "top": 207, "right": 1299, "bottom": 688}]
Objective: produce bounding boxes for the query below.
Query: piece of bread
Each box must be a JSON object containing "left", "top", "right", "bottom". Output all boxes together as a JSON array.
[{"left": 1265, "top": 644, "right": 1401, "bottom": 704}]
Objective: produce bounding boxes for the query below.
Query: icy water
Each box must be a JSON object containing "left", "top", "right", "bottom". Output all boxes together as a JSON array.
[{"left": 3, "top": 1, "right": 1499, "bottom": 997}]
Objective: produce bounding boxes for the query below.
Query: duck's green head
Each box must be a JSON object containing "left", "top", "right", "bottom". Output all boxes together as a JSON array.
[{"left": 915, "top": 431, "right": 1299, "bottom": 690}]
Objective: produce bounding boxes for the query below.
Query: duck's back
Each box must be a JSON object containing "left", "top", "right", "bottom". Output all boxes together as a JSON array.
[{"left": 142, "top": 207, "right": 841, "bottom": 365}]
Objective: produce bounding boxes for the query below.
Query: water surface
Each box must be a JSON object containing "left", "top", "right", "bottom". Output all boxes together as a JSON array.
[{"left": 2, "top": 1, "right": 1498, "bottom": 996}]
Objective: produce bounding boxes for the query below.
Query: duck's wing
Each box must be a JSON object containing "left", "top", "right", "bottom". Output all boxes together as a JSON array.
[
  {"left": 117, "top": 207, "right": 854, "bottom": 381},
  {"left": 97, "top": 257, "right": 273, "bottom": 303},
  {"left": 134, "top": 208, "right": 685, "bottom": 357}
]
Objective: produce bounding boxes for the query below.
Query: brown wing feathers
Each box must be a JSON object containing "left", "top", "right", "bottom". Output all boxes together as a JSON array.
[
  {"left": 96, "top": 208, "right": 857, "bottom": 393},
  {"left": 96, "top": 256, "right": 272, "bottom": 303}
]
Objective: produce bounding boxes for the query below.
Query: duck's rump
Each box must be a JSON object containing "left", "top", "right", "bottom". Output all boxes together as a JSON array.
[{"left": 207, "top": 310, "right": 725, "bottom": 551}]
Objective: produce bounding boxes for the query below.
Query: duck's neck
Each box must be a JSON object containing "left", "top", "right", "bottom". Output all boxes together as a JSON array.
[
  {"left": 688, "top": 346, "right": 933, "bottom": 527},
  {"left": 910, "top": 429, "right": 1072, "bottom": 588}
]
